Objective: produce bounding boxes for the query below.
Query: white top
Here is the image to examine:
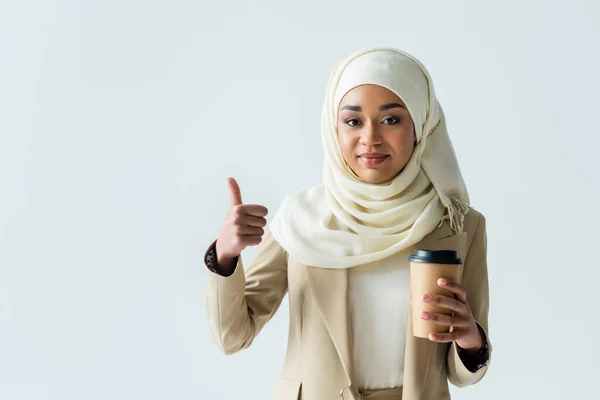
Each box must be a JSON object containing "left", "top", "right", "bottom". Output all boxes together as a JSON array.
[{"left": 348, "top": 246, "right": 414, "bottom": 390}]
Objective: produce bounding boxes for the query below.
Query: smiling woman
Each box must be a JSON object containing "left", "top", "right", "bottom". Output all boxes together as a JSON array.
[{"left": 204, "top": 47, "right": 491, "bottom": 400}]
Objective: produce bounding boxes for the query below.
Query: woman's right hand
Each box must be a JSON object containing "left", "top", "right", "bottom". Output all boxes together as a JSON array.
[{"left": 215, "top": 177, "right": 269, "bottom": 272}]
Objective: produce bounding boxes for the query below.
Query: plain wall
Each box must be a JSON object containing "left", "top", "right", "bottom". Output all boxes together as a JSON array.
[{"left": 1, "top": 1, "right": 599, "bottom": 399}]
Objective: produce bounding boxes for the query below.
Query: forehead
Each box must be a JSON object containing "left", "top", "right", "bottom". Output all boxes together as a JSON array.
[{"left": 338, "top": 84, "right": 405, "bottom": 106}]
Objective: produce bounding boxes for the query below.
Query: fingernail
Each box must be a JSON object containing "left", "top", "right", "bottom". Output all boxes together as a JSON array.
[
  {"left": 423, "top": 294, "right": 431, "bottom": 301},
  {"left": 421, "top": 312, "right": 430, "bottom": 319},
  {"left": 439, "top": 279, "right": 447, "bottom": 286},
  {"left": 429, "top": 334, "right": 436, "bottom": 340}
]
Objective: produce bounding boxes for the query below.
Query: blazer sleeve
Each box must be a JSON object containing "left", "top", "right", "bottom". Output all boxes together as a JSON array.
[
  {"left": 204, "top": 228, "right": 288, "bottom": 355},
  {"left": 446, "top": 212, "right": 493, "bottom": 387}
]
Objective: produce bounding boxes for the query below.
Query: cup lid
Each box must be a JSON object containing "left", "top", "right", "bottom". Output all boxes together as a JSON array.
[{"left": 409, "top": 249, "right": 462, "bottom": 265}]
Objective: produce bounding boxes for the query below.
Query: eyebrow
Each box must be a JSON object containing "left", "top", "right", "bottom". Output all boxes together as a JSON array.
[{"left": 340, "top": 103, "right": 406, "bottom": 112}]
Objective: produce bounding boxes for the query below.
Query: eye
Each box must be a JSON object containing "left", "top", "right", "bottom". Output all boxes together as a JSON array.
[
  {"left": 345, "top": 118, "right": 361, "bottom": 127},
  {"left": 383, "top": 116, "right": 401, "bottom": 124}
]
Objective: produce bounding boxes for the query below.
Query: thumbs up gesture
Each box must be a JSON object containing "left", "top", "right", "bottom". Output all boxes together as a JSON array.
[{"left": 215, "top": 177, "right": 269, "bottom": 270}]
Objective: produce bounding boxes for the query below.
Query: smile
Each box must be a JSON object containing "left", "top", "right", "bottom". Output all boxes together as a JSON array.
[{"left": 358, "top": 155, "right": 389, "bottom": 166}]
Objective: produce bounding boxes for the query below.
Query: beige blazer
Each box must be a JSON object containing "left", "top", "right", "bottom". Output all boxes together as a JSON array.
[{"left": 205, "top": 208, "right": 492, "bottom": 400}]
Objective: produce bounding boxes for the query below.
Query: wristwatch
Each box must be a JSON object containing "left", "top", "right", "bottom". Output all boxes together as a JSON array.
[{"left": 457, "top": 324, "right": 490, "bottom": 372}]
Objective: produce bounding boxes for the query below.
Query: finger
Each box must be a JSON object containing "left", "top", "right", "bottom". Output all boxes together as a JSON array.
[
  {"left": 437, "top": 278, "right": 467, "bottom": 304},
  {"left": 227, "top": 177, "right": 243, "bottom": 206},
  {"left": 240, "top": 204, "right": 268, "bottom": 218},
  {"left": 421, "top": 312, "right": 471, "bottom": 328},
  {"left": 240, "top": 235, "right": 262, "bottom": 246},
  {"left": 240, "top": 214, "right": 267, "bottom": 228},
  {"left": 236, "top": 225, "right": 264, "bottom": 236},
  {"left": 422, "top": 293, "right": 470, "bottom": 315},
  {"left": 428, "top": 329, "right": 467, "bottom": 343}
]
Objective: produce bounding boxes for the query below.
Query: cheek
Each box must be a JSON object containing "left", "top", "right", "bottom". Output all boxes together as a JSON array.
[
  {"left": 392, "top": 131, "right": 414, "bottom": 154},
  {"left": 337, "top": 131, "right": 356, "bottom": 157}
]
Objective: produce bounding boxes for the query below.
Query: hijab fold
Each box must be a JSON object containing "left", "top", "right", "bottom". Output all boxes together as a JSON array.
[{"left": 269, "top": 48, "right": 469, "bottom": 269}]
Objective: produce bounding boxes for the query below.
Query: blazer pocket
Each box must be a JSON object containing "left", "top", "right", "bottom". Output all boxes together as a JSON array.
[{"left": 269, "top": 378, "right": 302, "bottom": 400}]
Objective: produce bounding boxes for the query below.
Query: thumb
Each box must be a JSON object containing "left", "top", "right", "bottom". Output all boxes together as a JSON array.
[{"left": 227, "top": 177, "right": 243, "bottom": 206}]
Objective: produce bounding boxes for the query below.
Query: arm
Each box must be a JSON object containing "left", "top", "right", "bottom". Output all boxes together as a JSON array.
[
  {"left": 447, "top": 213, "right": 493, "bottom": 387},
  {"left": 204, "top": 228, "right": 288, "bottom": 355}
]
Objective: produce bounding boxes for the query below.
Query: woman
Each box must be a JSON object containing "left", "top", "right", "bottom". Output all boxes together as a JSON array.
[{"left": 204, "top": 48, "right": 492, "bottom": 400}]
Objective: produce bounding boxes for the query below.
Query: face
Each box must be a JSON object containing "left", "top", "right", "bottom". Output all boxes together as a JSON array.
[{"left": 337, "top": 84, "right": 416, "bottom": 184}]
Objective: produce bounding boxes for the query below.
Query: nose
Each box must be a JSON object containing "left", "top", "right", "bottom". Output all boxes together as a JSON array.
[{"left": 359, "top": 122, "right": 383, "bottom": 146}]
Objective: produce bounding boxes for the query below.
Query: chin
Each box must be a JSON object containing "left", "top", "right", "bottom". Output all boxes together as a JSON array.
[{"left": 359, "top": 172, "right": 394, "bottom": 184}]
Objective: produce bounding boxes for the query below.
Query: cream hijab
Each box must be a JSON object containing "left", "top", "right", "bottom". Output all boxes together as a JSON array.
[{"left": 269, "top": 48, "right": 469, "bottom": 269}]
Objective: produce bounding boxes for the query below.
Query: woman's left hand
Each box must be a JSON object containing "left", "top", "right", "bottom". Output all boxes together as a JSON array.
[{"left": 420, "top": 278, "right": 483, "bottom": 351}]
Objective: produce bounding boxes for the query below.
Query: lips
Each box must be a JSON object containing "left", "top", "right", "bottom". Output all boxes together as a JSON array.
[
  {"left": 358, "top": 153, "right": 387, "bottom": 158},
  {"left": 358, "top": 154, "right": 389, "bottom": 166}
]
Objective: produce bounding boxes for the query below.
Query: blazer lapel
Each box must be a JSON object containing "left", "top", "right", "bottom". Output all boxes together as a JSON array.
[{"left": 304, "top": 265, "right": 356, "bottom": 392}]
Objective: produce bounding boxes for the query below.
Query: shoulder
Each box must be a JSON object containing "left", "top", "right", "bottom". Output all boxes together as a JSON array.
[
  {"left": 463, "top": 207, "right": 487, "bottom": 260},
  {"left": 435, "top": 206, "right": 486, "bottom": 241},
  {"left": 464, "top": 207, "right": 486, "bottom": 234}
]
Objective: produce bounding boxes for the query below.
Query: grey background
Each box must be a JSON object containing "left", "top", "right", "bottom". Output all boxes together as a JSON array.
[{"left": 1, "top": 0, "right": 599, "bottom": 399}]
